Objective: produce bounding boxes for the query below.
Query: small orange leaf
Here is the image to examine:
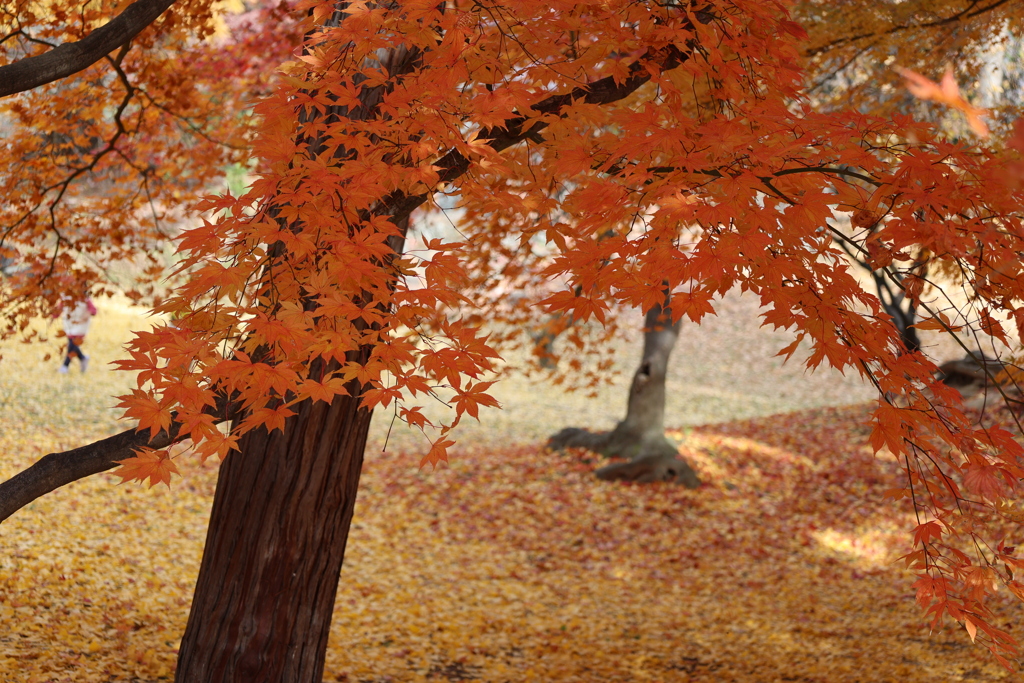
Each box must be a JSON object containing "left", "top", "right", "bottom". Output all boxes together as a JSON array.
[
  {"left": 897, "top": 66, "right": 989, "bottom": 137},
  {"left": 965, "top": 616, "right": 978, "bottom": 643},
  {"left": 113, "top": 449, "right": 179, "bottom": 488},
  {"left": 420, "top": 438, "right": 455, "bottom": 467},
  {"left": 850, "top": 209, "right": 877, "bottom": 229},
  {"left": 913, "top": 521, "right": 943, "bottom": 546},
  {"left": 118, "top": 390, "right": 173, "bottom": 438},
  {"left": 912, "top": 312, "right": 962, "bottom": 332}
]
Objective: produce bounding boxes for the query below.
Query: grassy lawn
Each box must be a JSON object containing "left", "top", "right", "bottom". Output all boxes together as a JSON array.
[{"left": 0, "top": 296, "right": 1016, "bottom": 681}]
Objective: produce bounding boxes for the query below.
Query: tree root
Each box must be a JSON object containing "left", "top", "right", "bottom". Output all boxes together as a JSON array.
[
  {"left": 595, "top": 453, "right": 700, "bottom": 486},
  {"left": 547, "top": 427, "right": 700, "bottom": 488}
]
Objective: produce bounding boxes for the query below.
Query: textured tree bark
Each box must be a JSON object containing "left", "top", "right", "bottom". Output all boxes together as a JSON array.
[
  {"left": 548, "top": 299, "right": 700, "bottom": 487},
  {"left": 173, "top": 20, "right": 419, "bottom": 679},
  {"left": 175, "top": 372, "right": 372, "bottom": 682}
]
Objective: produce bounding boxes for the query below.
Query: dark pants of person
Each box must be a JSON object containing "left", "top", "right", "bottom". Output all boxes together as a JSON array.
[{"left": 64, "top": 336, "right": 84, "bottom": 366}]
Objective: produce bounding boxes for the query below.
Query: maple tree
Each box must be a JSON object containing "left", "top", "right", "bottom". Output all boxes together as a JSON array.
[
  {"left": 536, "top": 0, "right": 1024, "bottom": 483},
  {"left": 3, "top": 0, "right": 1024, "bottom": 681}
]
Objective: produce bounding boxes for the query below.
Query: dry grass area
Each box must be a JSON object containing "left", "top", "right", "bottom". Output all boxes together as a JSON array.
[
  {"left": 369, "top": 286, "right": 968, "bottom": 452},
  {"left": 367, "top": 288, "right": 882, "bottom": 452},
  {"left": 0, "top": 293, "right": 1017, "bottom": 682}
]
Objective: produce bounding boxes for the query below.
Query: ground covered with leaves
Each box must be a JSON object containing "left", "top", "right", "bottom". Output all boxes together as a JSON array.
[{"left": 0, "top": 302, "right": 1019, "bottom": 681}]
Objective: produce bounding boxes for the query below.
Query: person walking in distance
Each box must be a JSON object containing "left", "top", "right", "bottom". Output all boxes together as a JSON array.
[{"left": 59, "top": 296, "right": 97, "bottom": 374}]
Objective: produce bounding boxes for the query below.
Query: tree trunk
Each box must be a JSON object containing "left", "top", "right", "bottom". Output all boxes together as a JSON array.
[
  {"left": 548, "top": 299, "right": 700, "bottom": 487},
  {"left": 174, "top": 213, "right": 410, "bottom": 679},
  {"left": 610, "top": 303, "right": 679, "bottom": 448},
  {"left": 171, "top": 26, "right": 422, "bottom": 679},
  {"left": 869, "top": 268, "right": 921, "bottom": 354},
  {"left": 175, "top": 374, "right": 372, "bottom": 682}
]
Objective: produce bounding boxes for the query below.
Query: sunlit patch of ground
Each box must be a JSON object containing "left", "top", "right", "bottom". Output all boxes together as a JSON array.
[
  {"left": 0, "top": 302, "right": 1018, "bottom": 681},
  {"left": 324, "top": 410, "right": 1016, "bottom": 682}
]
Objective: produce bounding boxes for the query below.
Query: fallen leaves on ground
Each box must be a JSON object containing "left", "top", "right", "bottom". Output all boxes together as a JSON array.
[
  {"left": 2, "top": 394, "right": 1021, "bottom": 680},
  {"left": 0, "top": 302, "right": 1018, "bottom": 680}
]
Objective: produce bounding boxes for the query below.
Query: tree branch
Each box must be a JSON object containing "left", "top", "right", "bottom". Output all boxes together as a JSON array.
[
  {"left": 382, "top": 12, "right": 711, "bottom": 223},
  {"left": 0, "top": 390, "right": 245, "bottom": 523},
  {"left": 804, "top": 0, "right": 1014, "bottom": 58},
  {"left": 0, "top": 0, "right": 176, "bottom": 98},
  {"left": 0, "top": 424, "right": 179, "bottom": 522}
]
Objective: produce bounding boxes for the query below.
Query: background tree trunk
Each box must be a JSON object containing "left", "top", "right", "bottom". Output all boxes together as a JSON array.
[
  {"left": 833, "top": 233, "right": 923, "bottom": 355},
  {"left": 869, "top": 267, "right": 921, "bottom": 354},
  {"left": 548, "top": 298, "right": 700, "bottom": 487},
  {"left": 175, "top": 370, "right": 372, "bottom": 682}
]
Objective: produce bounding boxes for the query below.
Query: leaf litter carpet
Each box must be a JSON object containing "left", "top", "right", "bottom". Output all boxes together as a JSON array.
[{"left": 0, "top": 300, "right": 1019, "bottom": 681}]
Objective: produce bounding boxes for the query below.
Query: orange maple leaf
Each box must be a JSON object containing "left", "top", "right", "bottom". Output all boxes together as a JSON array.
[
  {"left": 420, "top": 437, "right": 455, "bottom": 468},
  {"left": 451, "top": 381, "right": 500, "bottom": 420},
  {"left": 964, "top": 465, "right": 1007, "bottom": 501},
  {"left": 896, "top": 66, "right": 989, "bottom": 137},
  {"left": 114, "top": 449, "right": 179, "bottom": 488},
  {"left": 117, "top": 389, "right": 173, "bottom": 438},
  {"left": 912, "top": 521, "right": 944, "bottom": 546}
]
